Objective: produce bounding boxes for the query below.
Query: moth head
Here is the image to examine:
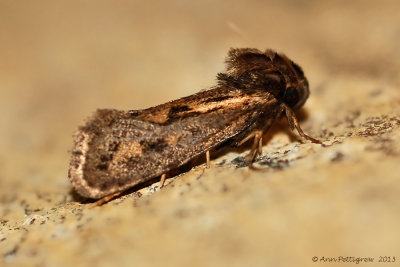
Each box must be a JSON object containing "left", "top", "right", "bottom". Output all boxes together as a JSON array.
[
  {"left": 224, "top": 48, "right": 310, "bottom": 110},
  {"left": 280, "top": 60, "right": 310, "bottom": 110}
]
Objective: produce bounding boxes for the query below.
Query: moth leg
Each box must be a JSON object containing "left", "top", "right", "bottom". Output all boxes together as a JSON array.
[
  {"left": 160, "top": 173, "right": 167, "bottom": 188},
  {"left": 238, "top": 131, "right": 257, "bottom": 146},
  {"left": 90, "top": 191, "right": 124, "bottom": 207},
  {"left": 206, "top": 150, "right": 211, "bottom": 169},
  {"left": 247, "top": 130, "right": 263, "bottom": 169},
  {"left": 258, "top": 136, "right": 263, "bottom": 155},
  {"left": 283, "top": 104, "right": 322, "bottom": 144},
  {"left": 237, "top": 130, "right": 265, "bottom": 169}
]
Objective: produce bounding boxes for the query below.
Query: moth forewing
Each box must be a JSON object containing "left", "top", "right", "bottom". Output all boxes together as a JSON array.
[{"left": 70, "top": 89, "right": 277, "bottom": 199}]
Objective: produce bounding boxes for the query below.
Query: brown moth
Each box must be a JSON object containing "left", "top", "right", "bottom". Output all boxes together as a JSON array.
[{"left": 68, "top": 48, "right": 321, "bottom": 200}]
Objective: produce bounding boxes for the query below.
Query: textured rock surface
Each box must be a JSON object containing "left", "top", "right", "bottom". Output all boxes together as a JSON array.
[{"left": 1, "top": 1, "right": 399, "bottom": 266}]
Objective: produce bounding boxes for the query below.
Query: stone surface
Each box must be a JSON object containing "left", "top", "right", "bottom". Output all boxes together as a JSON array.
[{"left": 1, "top": 1, "right": 399, "bottom": 266}]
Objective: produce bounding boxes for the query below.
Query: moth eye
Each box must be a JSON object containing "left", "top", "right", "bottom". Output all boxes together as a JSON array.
[{"left": 283, "top": 86, "right": 299, "bottom": 107}]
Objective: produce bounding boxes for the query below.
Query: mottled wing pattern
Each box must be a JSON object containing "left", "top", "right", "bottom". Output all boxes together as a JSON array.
[{"left": 68, "top": 87, "right": 279, "bottom": 198}]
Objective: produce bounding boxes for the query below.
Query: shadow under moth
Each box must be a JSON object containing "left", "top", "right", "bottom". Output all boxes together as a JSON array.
[{"left": 69, "top": 48, "right": 321, "bottom": 201}]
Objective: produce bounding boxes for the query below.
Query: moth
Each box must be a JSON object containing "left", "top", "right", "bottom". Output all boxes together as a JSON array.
[{"left": 68, "top": 48, "right": 321, "bottom": 200}]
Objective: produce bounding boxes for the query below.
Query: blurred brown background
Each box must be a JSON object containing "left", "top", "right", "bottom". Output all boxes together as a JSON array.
[{"left": 1, "top": 1, "right": 400, "bottom": 266}]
